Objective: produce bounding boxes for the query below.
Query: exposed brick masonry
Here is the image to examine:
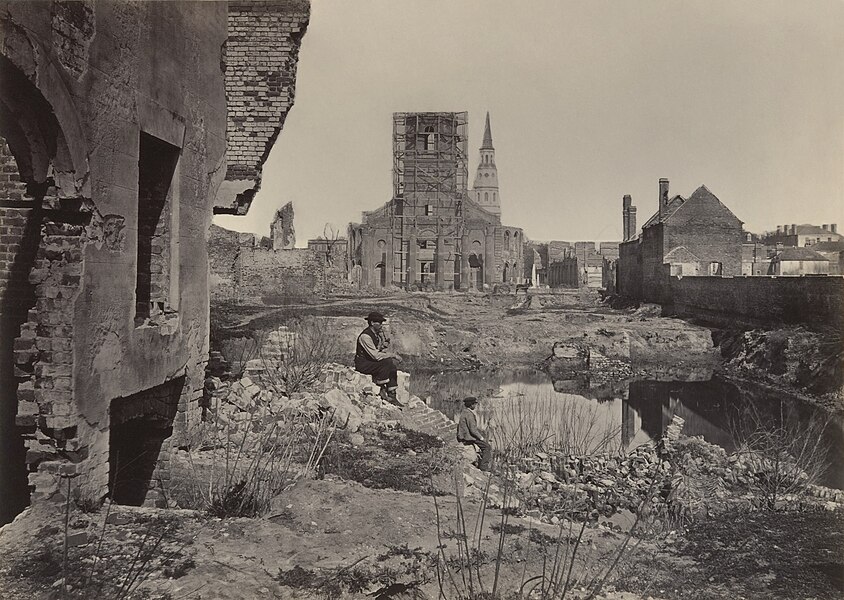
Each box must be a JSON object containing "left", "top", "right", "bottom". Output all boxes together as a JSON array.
[
  {"left": 50, "top": 0, "right": 95, "bottom": 80},
  {"left": 224, "top": 1, "right": 309, "bottom": 197},
  {"left": 0, "top": 136, "right": 39, "bottom": 519}
]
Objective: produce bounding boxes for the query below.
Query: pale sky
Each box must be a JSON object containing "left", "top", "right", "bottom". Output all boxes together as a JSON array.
[{"left": 214, "top": 0, "right": 844, "bottom": 245}]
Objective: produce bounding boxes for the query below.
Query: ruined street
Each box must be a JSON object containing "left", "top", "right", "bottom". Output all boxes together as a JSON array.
[{"left": 1, "top": 2, "right": 842, "bottom": 599}]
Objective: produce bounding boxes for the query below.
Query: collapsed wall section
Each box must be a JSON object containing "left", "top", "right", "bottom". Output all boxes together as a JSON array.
[{"left": 215, "top": 0, "right": 310, "bottom": 215}]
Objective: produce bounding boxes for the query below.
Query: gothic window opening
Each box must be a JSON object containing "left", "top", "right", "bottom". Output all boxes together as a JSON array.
[
  {"left": 422, "top": 126, "right": 435, "bottom": 151},
  {"left": 136, "top": 133, "right": 180, "bottom": 325},
  {"left": 375, "top": 262, "right": 386, "bottom": 287}
]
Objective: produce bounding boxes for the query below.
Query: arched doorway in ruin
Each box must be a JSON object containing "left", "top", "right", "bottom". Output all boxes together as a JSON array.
[{"left": 0, "top": 50, "right": 87, "bottom": 524}]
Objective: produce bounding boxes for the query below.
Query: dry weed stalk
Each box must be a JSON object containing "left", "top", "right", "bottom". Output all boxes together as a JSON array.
[
  {"left": 259, "top": 316, "right": 339, "bottom": 396},
  {"left": 731, "top": 401, "right": 830, "bottom": 510}
]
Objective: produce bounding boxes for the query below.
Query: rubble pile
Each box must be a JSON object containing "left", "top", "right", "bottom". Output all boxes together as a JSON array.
[
  {"left": 510, "top": 444, "right": 673, "bottom": 519},
  {"left": 202, "top": 363, "right": 417, "bottom": 438},
  {"left": 506, "top": 430, "right": 844, "bottom": 523}
]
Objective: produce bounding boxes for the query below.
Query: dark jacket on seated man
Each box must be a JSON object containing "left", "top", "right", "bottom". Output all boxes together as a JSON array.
[
  {"left": 457, "top": 396, "right": 492, "bottom": 471},
  {"left": 354, "top": 311, "right": 401, "bottom": 403}
]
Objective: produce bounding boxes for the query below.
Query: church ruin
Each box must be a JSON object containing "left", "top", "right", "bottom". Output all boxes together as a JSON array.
[{"left": 348, "top": 112, "right": 524, "bottom": 291}]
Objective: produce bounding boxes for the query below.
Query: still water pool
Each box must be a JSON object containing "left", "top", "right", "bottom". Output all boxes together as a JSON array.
[{"left": 409, "top": 369, "right": 844, "bottom": 489}]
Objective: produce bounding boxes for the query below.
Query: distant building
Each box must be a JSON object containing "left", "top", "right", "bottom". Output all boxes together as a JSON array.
[
  {"left": 742, "top": 237, "right": 773, "bottom": 276},
  {"left": 617, "top": 179, "right": 744, "bottom": 302},
  {"left": 764, "top": 223, "right": 841, "bottom": 247},
  {"left": 811, "top": 241, "right": 844, "bottom": 276},
  {"left": 348, "top": 112, "right": 523, "bottom": 290},
  {"left": 536, "top": 240, "right": 619, "bottom": 289},
  {"left": 468, "top": 113, "right": 501, "bottom": 216},
  {"left": 770, "top": 247, "right": 830, "bottom": 276}
]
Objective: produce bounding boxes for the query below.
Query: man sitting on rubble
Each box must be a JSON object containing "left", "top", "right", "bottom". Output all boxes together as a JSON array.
[
  {"left": 457, "top": 396, "right": 492, "bottom": 472},
  {"left": 354, "top": 311, "right": 403, "bottom": 404}
]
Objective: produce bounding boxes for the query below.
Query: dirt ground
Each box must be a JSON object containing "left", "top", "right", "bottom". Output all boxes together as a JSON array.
[
  {"left": 3, "top": 290, "right": 842, "bottom": 599},
  {"left": 2, "top": 467, "right": 842, "bottom": 599}
]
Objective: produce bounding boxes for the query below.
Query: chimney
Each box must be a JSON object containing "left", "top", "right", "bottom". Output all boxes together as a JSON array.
[
  {"left": 658, "top": 178, "right": 669, "bottom": 220},
  {"left": 791, "top": 224, "right": 797, "bottom": 236},
  {"left": 822, "top": 224, "right": 829, "bottom": 231},
  {"left": 622, "top": 194, "right": 636, "bottom": 241},
  {"left": 776, "top": 225, "right": 782, "bottom": 235},
  {"left": 832, "top": 224, "right": 838, "bottom": 234},
  {"left": 629, "top": 205, "right": 637, "bottom": 241}
]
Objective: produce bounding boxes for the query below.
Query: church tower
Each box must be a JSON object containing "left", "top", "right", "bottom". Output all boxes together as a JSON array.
[{"left": 471, "top": 112, "right": 501, "bottom": 217}]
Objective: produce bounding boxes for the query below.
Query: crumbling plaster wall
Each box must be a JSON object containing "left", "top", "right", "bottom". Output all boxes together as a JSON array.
[{"left": 1, "top": 0, "right": 230, "bottom": 506}]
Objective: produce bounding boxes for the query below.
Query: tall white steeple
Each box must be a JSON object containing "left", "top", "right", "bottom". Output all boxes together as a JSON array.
[{"left": 471, "top": 112, "right": 501, "bottom": 217}]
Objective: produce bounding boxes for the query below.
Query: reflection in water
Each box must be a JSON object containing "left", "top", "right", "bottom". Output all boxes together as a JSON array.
[{"left": 410, "top": 369, "right": 844, "bottom": 489}]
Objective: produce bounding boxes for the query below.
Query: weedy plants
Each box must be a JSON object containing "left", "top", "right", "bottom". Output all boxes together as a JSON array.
[
  {"left": 730, "top": 401, "right": 831, "bottom": 510},
  {"left": 431, "top": 468, "right": 654, "bottom": 600},
  {"left": 11, "top": 483, "right": 194, "bottom": 600},
  {"left": 171, "top": 405, "right": 336, "bottom": 518}
]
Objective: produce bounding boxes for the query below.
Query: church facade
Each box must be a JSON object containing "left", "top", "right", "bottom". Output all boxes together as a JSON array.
[{"left": 349, "top": 112, "right": 523, "bottom": 290}]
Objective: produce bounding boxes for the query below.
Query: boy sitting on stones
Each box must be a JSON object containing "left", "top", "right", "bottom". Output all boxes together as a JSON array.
[{"left": 457, "top": 396, "right": 492, "bottom": 472}]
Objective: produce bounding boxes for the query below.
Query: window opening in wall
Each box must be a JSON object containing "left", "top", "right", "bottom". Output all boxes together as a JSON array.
[
  {"left": 423, "top": 126, "right": 435, "bottom": 150},
  {"left": 484, "top": 192, "right": 489, "bottom": 203},
  {"left": 425, "top": 204, "right": 434, "bottom": 216},
  {"left": 708, "top": 262, "right": 722, "bottom": 276},
  {"left": 136, "top": 133, "right": 180, "bottom": 326},
  {"left": 375, "top": 262, "right": 386, "bottom": 288}
]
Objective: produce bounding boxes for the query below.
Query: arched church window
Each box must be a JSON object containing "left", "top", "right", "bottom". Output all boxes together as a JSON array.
[
  {"left": 484, "top": 192, "right": 489, "bottom": 203},
  {"left": 423, "top": 126, "right": 435, "bottom": 150}
]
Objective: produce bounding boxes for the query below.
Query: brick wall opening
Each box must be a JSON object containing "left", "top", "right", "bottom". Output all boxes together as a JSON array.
[
  {"left": 0, "top": 135, "right": 40, "bottom": 525},
  {"left": 108, "top": 377, "right": 182, "bottom": 506},
  {"left": 135, "top": 133, "right": 179, "bottom": 325}
]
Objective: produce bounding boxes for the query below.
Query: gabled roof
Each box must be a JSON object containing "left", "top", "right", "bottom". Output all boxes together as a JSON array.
[
  {"left": 794, "top": 224, "right": 840, "bottom": 236},
  {"left": 777, "top": 247, "right": 829, "bottom": 262},
  {"left": 641, "top": 194, "right": 685, "bottom": 229},
  {"left": 664, "top": 245, "right": 702, "bottom": 263},
  {"left": 642, "top": 185, "right": 742, "bottom": 230},
  {"left": 810, "top": 241, "right": 844, "bottom": 252}
]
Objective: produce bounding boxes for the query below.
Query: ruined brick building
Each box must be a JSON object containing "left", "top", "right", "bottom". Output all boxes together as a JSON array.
[
  {"left": 208, "top": 207, "right": 347, "bottom": 305},
  {"left": 348, "top": 112, "right": 524, "bottom": 290},
  {"left": 617, "top": 179, "right": 744, "bottom": 303},
  {"left": 615, "top": 178, "right": 843, "bottom": 328},
  {"left": 0, "top": 0, "right": 309, "bottom": 524},
  {"left": 526, "top": 240, "right": 619, "bottom": 289}
]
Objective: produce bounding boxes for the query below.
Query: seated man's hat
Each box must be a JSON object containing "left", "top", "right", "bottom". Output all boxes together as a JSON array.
[{"left": 366, "top": 311, "right": 386, "bottom": 323}]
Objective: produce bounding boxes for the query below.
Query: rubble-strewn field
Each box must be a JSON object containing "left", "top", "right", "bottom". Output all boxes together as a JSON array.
[
  {"left": 211, "top": 289, "right": 720, "bottom": 378},
  {"left": 2, "top": 290, "right": 842, "bottom": 599}
]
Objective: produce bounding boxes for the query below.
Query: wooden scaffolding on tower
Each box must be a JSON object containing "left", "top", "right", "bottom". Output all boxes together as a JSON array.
[{"left": 389, "top": 112, "right": 469, "bottom": 287}]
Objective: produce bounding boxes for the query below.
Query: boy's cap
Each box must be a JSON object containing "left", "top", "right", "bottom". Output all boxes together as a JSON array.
[
  {"left": 366, "top": 311, "right": 386, "bottom": 322},
  {"left": 463, "top": 396, "right": 479, "bottom": 407}
]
